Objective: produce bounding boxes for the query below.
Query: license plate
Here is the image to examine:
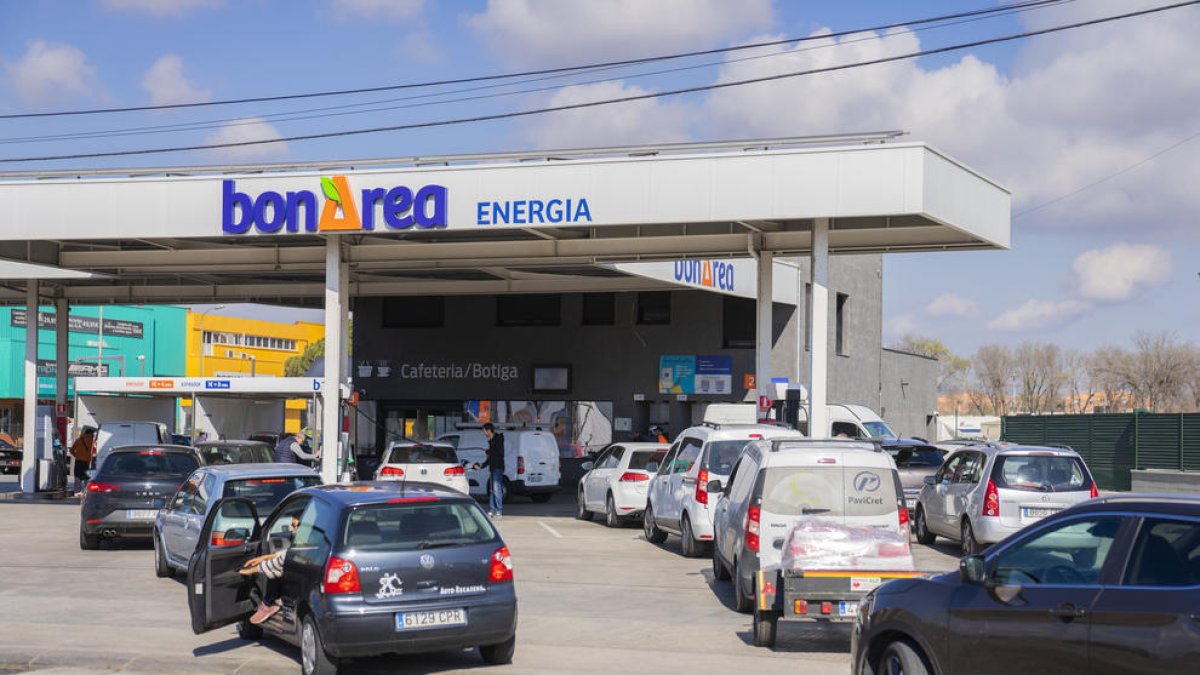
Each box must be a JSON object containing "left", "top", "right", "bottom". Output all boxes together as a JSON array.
[
  {"left": 839, "top": 601, "right": 858, "bottom": 617},
  {"left": 529, "top": 473, "right": 543, "bottom": 483},
  {"left": 1022, "top": 507, "right": 1060, "bottom": 519},
  {"left": 850, "top": 577, "right": 883, "bottom": 592},
  {"left": 395, "top": 608, "right": 467, "bottom": 631},
  {"left": 905, "top": 497, "right": 917, "bottom": 509},
  {"left": 126, "top": 509, "right": 157, "bottom": 520}
]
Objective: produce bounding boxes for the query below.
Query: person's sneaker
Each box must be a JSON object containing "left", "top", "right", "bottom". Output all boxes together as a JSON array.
[{"left": 249, "top": 603, "right": 280, "bottom": 625}]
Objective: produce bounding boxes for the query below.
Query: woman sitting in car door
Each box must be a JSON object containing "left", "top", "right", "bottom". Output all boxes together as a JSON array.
[{"left": 239, "top": 514, "right": 300, "bottom": 624}]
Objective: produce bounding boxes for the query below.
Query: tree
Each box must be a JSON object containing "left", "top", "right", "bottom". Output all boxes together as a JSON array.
[
  {"left": 892, "top": 335, "right": 970, "bottom": 394},
  {"left": 1012, "top": 342, "right": 1066, "bottom": 414},
  {"left": 285, "top": 338, "right": 324, "bottom": 377},
  {"left": 969, "top": 344, "right": 1012, "bottom": 415},
  {"left": 1061, "top": 349, "right": 1097, "bottom": 414}
]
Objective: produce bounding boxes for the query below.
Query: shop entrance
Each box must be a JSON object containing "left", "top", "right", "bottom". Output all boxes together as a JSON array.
[{"left": 377, "top": 400, "right": 464, "bottom": 446}]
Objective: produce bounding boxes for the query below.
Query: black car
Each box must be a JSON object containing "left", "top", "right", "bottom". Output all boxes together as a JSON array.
[
  {"left": 187, "top": 481, "right": 518, "bottom": 675},
  {"left": 852, "top": 495, "right": 1200, "bottom": 675},
  {"left": 0, "top": 439, "right": 20, "bottom": 475},
  {"left": 80, "top": 445, "right": 200, "bottom": 549}
]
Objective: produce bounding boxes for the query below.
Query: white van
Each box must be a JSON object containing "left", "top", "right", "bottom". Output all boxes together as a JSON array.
[
  {"left": 774, "top": 403, "right": 896, "bottom": 439},
  {"left": 93, "top": 421, "right": 167, "bottom": 471},
  {"left": 437, "top": 427, "right": 562, "bottom": 503}
]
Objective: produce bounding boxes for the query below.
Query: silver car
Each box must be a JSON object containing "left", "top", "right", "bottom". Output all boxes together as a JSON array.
[
  {"left": 913, "top": 444, "right": 1099, "bottom": 555},
  {"left": 152, "top": 463, "right": 320, "bottom": 577}
]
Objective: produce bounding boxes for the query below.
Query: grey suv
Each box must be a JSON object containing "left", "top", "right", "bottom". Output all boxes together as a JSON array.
[{"left": 914, "top": 443, "right": 1099, "bottom": 555}]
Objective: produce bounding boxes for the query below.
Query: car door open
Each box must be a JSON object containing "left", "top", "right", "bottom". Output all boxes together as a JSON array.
[{"left": 187, "top": 497, "right": 261, "bottom": 634}]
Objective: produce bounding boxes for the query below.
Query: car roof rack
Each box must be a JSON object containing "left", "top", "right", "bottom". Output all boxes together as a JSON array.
[{"left": 768, "top": 438, "right": 883, "bottom": 453}]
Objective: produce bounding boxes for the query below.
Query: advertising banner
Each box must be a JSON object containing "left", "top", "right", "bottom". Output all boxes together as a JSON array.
[{"left": 659, "top": 355, "right": 732, "bottom": 395}]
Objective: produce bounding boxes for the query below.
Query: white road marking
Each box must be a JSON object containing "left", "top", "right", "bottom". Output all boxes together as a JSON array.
[{"left": 538, "top": 521, "right": 563, "bottom": 539}]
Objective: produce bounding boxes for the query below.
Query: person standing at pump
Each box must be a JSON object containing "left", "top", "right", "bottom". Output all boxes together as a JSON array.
[
  {"left": 473, "top": 423, "right": 506, "bottom": 518},
  {"left": 273, "top": 431, "right": 316, "bottom": 465},
  {"left": 69, "top": 427, "right": 96, "bottom": 495}
]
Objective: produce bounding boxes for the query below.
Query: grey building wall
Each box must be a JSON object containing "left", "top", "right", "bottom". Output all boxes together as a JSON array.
[{"left": 879, "top": 347, "right": 939, "bottom": 439}]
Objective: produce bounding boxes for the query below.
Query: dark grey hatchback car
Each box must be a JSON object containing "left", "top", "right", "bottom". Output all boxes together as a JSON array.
[
  {"left": 80, "top": 445, "right": 200, "bottom": 549},
  {"left": 852, "top": 495, "right": 1200, "bottom": 675},
  {"left": 187, "top": 482, "right": 517, "bottom": 675}
]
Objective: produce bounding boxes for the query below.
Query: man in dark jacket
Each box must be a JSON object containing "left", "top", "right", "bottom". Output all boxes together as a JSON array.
[
  {"left": 273, "top": 431, "right": 315, "bottom": 465},
  {"left": 473, "top": 423, "right": 506, "bottom": 518}
]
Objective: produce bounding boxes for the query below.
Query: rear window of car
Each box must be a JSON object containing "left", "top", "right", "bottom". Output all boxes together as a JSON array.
[
  {"left": 759, "top": 466, "right": 900, "bottom": 517},
  {"left": 704, "top": 440, "right": 754, "bottom": 475},
  {"left": 343, "top": 501, "right": 497, "bottom": 551},
  {"left": 384, "top": 445, "right": 458, "bottom": 465},
  {"left": 629, "top": 450, "right": 667, "bottom": 472},
  {"left": 223, "top": 476, "right": 321, "bottom": 512},
  {"left": 199, "top": 444, "right": 273, "bottom": 465},
  {"left": 993, "top": 454, "right": 1091, "bottom": 492},
  {"left": 888, "top": 447, "right": 944, "bottom": 468},
  {"left": 100, "top": 451, "right": 198, "bottom": 477}
]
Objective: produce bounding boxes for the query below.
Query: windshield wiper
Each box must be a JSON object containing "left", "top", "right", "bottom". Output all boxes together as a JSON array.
[
  {"left": 417, "top": 540, "right": 461, "bottom": 550},
  {"left": 801, "top": 508, "right": 831, "bottom": 515}
]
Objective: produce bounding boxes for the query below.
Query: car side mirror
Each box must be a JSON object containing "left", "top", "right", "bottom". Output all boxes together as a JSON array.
[
  {"left": 923, "top": 475, "right": 936, "bottom": 486},
  {"left": 707, "top": 480, "right": 723, "bottom": 493},
  {"left": 581, "top": 461, "right": 594, "bottom": 471},
  {"left": 959, "top": 555, "right": 986, "bottom": 585}
]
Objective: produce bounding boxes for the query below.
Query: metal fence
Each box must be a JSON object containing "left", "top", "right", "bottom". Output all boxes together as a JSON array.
[{"left": 1002, "top": 413, "right": 1200, "bottom": 491}]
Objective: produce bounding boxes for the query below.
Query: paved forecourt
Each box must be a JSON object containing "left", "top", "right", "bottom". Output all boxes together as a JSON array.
[{"left": 0, "top": 478, "right": 957, "bottom": 674}]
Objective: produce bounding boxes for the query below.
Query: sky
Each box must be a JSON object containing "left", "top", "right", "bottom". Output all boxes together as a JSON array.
[{"left": 1, "top": 0, "right": 1198, "bottom": 357}]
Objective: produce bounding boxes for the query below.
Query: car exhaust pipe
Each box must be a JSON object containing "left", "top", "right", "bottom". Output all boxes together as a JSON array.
[{"left": 101, "top": 529, "right": 117, "bottom": 538}]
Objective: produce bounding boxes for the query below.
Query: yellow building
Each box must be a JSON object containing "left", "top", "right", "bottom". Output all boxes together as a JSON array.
[{"left": 185, "top": 312, "right": 324, "bottom": 432}]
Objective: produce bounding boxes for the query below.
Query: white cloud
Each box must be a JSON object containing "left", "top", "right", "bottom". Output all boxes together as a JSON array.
[
  {"left": 924, "top": 293, "right": 977, "bottom": 318},
  {"left": 700, "top": 0, "right": 1200, "bottom": 234},
  {"left": 331, "top": 0, "right": 424, "bottom": 21},
  {"left": 141, "top": 54, "right": 210, "bottom": 107},
  {"left": 526, "top": 81, "right": 690, "bottom": 149},
  {"left": 6, "top": 40, "right": 99, "bottom": 106},
  {"left": 467, "top": 0, "right": 773, "bottom": 66},
  {"left": 101, "top": 0, "right": 223, "bottom": 16},
  {"left": 986, "top": 299, "right": 1092, "bottom": 333},
  {"left": 1072, "top": 243, "right": 1172, "bottom": 302},
  {"left": 202, "top": 118, "right": 288, "bottom": 161}
]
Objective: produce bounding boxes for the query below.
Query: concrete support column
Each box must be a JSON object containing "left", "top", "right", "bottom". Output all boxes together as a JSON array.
[
  {"left": 321, "top": 238, "right": 345, "bottom": 483},
  {"left": 20, "top": 284, "right": 39, "bottom": 493},
  {"left": 755, "top": 249, "right": 774, "bottom": 412},
  {"left": 808, "top": 218, "right": 830, "bottom": 437}
]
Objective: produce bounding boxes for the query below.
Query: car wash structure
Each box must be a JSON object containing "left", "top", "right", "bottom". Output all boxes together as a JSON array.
[{"left": 0, "top": 134, "right": 1010, "bottom": 492}]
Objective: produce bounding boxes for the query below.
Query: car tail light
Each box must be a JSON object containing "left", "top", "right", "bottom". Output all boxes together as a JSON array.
[
  {"left": 87, "top": 482, "right": 118, "bottom": 493},
  {"left": 695, "top": 468, "right": 710, "bottom": 505},
  {"left": 821, "top": 601, "right": 832, "bottom": 615},
  {"left": 489, "top": 546, "right": 513, "bottom": 583},
  {"left": 746, "top": 504, "right": 761, "bottom": 553},
  {"left": 324, "top": 556, "right": 360, "bottom": 594},
  {"left": 794, "top": 599, "right": 808, "bottom": 615},
  {"left": 749, "top": 434, "right": 763, "bottom": 439},
  {"left": 619, "top": 472, "right": 649, "bottom": 482},
  {"left": 1090, "top": 482, "right": 1099, "bottom": 499},
  {"left": 517, "top": 456, "right": 525, "bottom": 476},
  {"left": 444, "top": 465, "right": 465, "bottom": 476},
  {"left": 379, "top": 466, "right": 404, "bottom": 477},
  {"left": 210, "top": 532, "right": 244, "bottom": 547},
  {"left": 898, "top": 502, "right": 910, "bottom": 527},
  {"left": 983, "top": 478, "right": 1000, "bottom": 517}
]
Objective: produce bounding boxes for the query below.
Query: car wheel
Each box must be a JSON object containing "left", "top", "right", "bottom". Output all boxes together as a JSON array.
[
  {"left": 879, "top": 639, "right": 931, "bottom": 675},
  {"left": 712, "top": 546, "right": 731, "bottom": 581},
  {"left": 79, "top": 526, "right": 99, "bottom": 551},
  {"left": 605, "top": 494, "right": 622, "bottom": 528},
  {"left": 575, "top": 488, "right": 593, "bottom": 521},
  {"left": 914, "top": 507, "right": 936, "bottom": 546},
  {"left": 733, "top": 558, "right": 753, "bottom": 614},
  {"left": 236, "top": 620, "right": 263, "bottom": 641},
  {"left": 681, "top": 515, "right": 701, "bottom": 558},
  {"left": 961, "top": 519, "right": 979, "bottom": 556},
  {"left": 300, "top": 614, "right": 339, "bottom": 675},
  {"left": 479, "top": 634, "right": 516, "bottom": 665},
  {"left": 153, "top": 532, "right": 173, "bottom": 578},
  {"left": 643, "top": 505, "right": 667, "bottom": 544},
  {"left": 530, "top": 493, "right": 553, "bottom": 503},
  {"left": 752, "top": 609, "right": 778, "bottom": 648}
]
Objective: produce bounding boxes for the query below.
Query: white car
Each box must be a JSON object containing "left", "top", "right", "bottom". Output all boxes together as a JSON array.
[
  {"left": 438, "top": 427, "right": 561, "bottom": 503},
  {"left": 576, "top": 442, "right": 669, "bottom": 527},
  {"left": 645, "top": 422, "right": 802, "bottom": 557},
  {"left": 374, "top": 440, "right": 469, "bottom": 494}
]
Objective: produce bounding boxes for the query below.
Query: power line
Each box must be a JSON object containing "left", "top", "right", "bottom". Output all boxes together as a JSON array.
[
  {"left": 0, "top": 0, "right": 1068, "bottom": 146},
  {"left": 3, "top": 0, "right": 1193, "bottom": 164},
  {"left": 0, "top": 0, "right": 1069, "bottom": 120}
]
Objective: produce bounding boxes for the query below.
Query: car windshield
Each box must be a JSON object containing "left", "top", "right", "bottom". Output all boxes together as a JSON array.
[
  {"left": 888, "top": 447, "right": 944, "bottom": 468},
  {"left": 994, "top": 454, "right": 1090, "bottom": 492},
  {"left": 629, "top": 450, "right": 667, "bottom": 472},
  {"left": 223, "top": 476, "right": 322, "bottom": 512},
  {"left": 198, "top": 444, "right": 273, "bottom": 465},
  {"left": 759, "top": 466, "right": 900, "bottom": 517},
  {"left": 863, "top": 421, "right": 896, "bottom": 439},
  {"left": 100, "top": 451, "right": 198, "bottom": 477},
  {"left": 704, "top": 440, "right": 754, "bottom": 475},
  {"left": 343, "top": 501, "right": 496, "bottom": 551},
  {"left": 384, "top": 444, "right": 458, "bottom": 464}
]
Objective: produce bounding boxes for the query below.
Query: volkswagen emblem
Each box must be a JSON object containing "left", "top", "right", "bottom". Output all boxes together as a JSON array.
[
  {"left": 853, "top": 471, "right": 881, "bottom": 493},
  {"left": 420, "top": 554, "right": 435, "bottom": 570}
]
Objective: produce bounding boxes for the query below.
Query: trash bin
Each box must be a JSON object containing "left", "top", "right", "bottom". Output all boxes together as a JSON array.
[{"left": 37, "top": 458, "right": 63, "bottom": 492}]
